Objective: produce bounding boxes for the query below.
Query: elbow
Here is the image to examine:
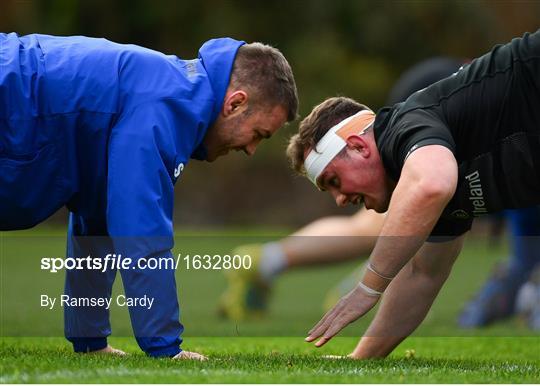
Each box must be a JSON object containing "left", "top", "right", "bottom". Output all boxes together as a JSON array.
[{"left": 416, "top": 177, "right": 456, "bottom": 205}]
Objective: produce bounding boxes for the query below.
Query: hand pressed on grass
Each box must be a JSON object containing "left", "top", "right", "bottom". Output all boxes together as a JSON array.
[
  {"left": 305, "top": 283, "right": 380, "bottom": 347},
  {"left": 88, "top": 345, "right": 127, "bottom": 356},
  {"left": 173, "top": 351, "right": 208, "bottom": 361}
]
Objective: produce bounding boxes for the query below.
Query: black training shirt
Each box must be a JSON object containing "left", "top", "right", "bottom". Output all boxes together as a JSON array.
[{"left": 374, "top": 30, "right": 540, "bottom": 238}]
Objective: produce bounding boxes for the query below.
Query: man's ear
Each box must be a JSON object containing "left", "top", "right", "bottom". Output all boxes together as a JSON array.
[
  {"left": 345, "top": 135, "right": 370, "bottom": 157},
  {"left": 222, "top": 90, "right": 248, "bottom": 117}
]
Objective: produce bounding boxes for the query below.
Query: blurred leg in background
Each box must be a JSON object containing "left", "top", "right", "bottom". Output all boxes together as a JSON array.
[
  {"left": 459, "top": 206, "right": 540, "bottom": 328},
  {"left": 218, "top": 209, "right": 383, "bottom": 320}
]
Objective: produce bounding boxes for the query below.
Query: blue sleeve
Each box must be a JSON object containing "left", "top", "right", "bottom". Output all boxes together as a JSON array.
[
  {"left": 106, "top": 102, "right": 177, "bottom": 259},
  {"left": 106, "top": 102, "right": 185, "bottom": 356}
]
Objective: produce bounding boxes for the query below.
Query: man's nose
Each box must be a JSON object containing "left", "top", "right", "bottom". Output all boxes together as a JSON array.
[
  {"left": 244, "top": 141, "right": 259, "bottom": 156},
  {"left": 332, "top": 192, "right": 348, "bottom": 207}
]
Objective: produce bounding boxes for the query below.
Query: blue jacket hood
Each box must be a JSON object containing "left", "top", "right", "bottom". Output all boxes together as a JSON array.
[
  {"left": 198, "top": 37, "right": 245, "bottom": 125},
  {"left": 190, "top": 37, "right": 244, "bottom": 160}
]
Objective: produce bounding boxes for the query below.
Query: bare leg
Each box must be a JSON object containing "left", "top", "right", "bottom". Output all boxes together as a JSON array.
[{"left": 283, "top": 209, "right": 385, "bottom": 268}]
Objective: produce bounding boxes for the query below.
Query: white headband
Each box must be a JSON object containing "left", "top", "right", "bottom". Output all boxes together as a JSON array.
[{"left": 304, "top": 110, "right": 374, "bottom": 187}]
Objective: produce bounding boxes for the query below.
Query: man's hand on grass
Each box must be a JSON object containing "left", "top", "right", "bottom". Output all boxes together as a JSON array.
[
  {"left": 89, "top": 345, "right": 127, "bottom": 356},
  {"left": 305, "top": 284, "right": 380, "bottom": 347},
  {"left": 173, "top": 351, "right": 208, "bottom": 361}
]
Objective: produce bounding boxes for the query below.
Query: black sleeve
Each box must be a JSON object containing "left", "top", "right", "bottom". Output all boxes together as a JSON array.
[
  {"left": 393, "top": 109, "right": 457, "bottom": 171},
  {"left": 427, "top": 216, "right": 473, "bottom": 242},
  {"left": 381, "top": 109, "right": 469, "bottom": 240}
]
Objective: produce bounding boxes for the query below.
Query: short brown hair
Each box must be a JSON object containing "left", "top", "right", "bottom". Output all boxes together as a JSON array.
[
  {"left": 286, "top": 97, "right": 369, "bottom": 175},
  {"left": 231, "top": 43, "right": 298, "bottom": 122}
]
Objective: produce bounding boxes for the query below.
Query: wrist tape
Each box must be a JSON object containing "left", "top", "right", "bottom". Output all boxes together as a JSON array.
[{"left": 358, "top": 262, "right": 395, "bottom": 296}]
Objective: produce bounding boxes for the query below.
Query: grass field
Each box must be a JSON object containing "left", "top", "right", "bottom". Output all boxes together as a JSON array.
[
  {"left": 1, "top": 337, "right": 539, "bottom": 383},
  {"left": 1, "top": 226, "right": 539, "bottom": 383}
]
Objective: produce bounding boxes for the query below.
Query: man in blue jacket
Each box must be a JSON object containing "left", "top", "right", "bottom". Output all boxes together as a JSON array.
[{"left": 0, "top": 33, "right": 298, "bottom": 359}]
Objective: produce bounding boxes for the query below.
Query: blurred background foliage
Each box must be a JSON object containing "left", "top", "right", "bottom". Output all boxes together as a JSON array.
[{"left": 3, "top": 0, "right": 539, "bottom": 227}]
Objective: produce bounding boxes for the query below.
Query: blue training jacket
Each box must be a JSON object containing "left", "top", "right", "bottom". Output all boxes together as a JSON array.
[{"left": 0, "top": 34, "right": 244, "bottom": 247}]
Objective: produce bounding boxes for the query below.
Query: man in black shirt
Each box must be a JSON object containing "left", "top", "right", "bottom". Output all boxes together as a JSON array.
[{"left": 286, "top": 30, "right": 540, "bottom": 358}]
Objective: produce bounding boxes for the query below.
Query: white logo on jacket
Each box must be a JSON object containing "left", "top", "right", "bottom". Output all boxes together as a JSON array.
[
  {"left": 465, "top": 170, "right": 487, "bottom": 216},
  {"left": 174, "top": 163, "right": 184, "bottom": 178}
]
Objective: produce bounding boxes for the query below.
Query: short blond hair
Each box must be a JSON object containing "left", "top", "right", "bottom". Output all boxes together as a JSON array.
[{"left": 231, "top": 43, "right": 298, "bottom": 122}]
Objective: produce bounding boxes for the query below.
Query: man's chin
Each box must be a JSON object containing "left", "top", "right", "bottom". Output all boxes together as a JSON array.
[
  {"left": 365, "top": 197, "right": 388, "bottom": 213},
  {"left": 374, "top": 200, "right": 390, "bottom": 213}
]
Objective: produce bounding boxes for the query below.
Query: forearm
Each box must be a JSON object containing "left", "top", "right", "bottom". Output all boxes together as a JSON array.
[
  {"left": 368, "top": 188, "right": 448, "bottom": 278},
  {"left": 351, "top": 238, "right": 464, "bottom": 359},
  {"left": 351, "top": 261, "right": 447, "bottom": 358}
]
